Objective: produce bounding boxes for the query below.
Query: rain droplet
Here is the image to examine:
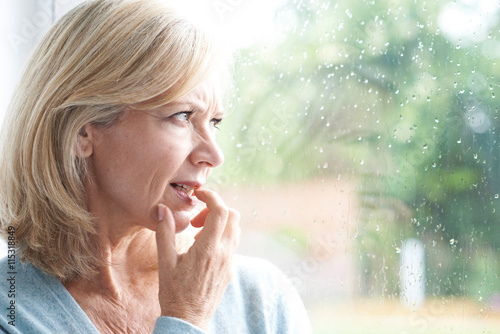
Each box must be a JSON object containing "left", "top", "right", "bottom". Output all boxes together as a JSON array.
[
  {"left": 236, "top": 143, "right": 242, "bottom": 148},
  {"left": 375, "top": 225, "right": 380, "bottom": 231},
  {"left": 450, "top": 238, "right": 456, "bottom": 245},
  {"left": 423, "top": 144, "right": 428, "bottom": 149},
  {"left": 473, "top": 153, "right": 478, "bottom": 159},
  {"left": 495, "top": 194, "right": 499, "bottom": 199},
  {"left": 323, "top": 163, "right": 329, "bottom": 169},
  {"left": 457, "top": 139, "right": 462, "bottom": 144},
  {"left": 435, "top": 118, "right": 439, "bottom": 123}
]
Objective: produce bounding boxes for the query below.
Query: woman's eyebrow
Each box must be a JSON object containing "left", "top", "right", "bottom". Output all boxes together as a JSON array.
[{"left": 167, "top": 100, "right": 226, "bottom": 117}]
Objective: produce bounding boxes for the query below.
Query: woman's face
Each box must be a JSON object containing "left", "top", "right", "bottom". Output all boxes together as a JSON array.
[{"left": 85, "top": 79, "right": 225, "bottom": 234}]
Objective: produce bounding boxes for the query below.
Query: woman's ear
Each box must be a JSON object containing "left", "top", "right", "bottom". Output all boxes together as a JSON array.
[{"left": 75, "top": 124, "right": 96, "bottom": 158}]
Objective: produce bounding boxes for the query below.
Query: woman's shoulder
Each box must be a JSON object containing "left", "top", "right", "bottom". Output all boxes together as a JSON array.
[
  {"left": 210, "top": 254, "right": 311, "bottom": 334},
  {"left": 0, "top": 257, "right": 98, "bottom": 333},
  {"left": 230, "top": 254, "right": 305, "bottom": 304},
  {"left": 0, "top": 256, "right": 42, "bottom": 294},
  {"left": 231, "top": 254, "right": 294, "bottom": 293}
]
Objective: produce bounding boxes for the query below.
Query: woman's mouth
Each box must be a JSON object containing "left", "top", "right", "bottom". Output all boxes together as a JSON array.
[{"left": 170, "top": 183, "right": 197, "bottom": 206}]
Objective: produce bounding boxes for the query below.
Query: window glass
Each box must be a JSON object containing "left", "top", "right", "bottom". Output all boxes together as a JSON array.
[{"left": 211, "top": 0, "right": 500, "bottom": 332}]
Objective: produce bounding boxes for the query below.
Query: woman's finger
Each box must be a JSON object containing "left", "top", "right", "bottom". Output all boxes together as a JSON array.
[
  {"left": 155, "top": 204, "right": 177, "bottom": 270},
  {"left": 192, "top": 188, "right": 228, "bottom": 249},
  {"left": 221, "top": 208, "right": 241, "bottom": 251},
  {"left": 190, "top": 207, "right": 210, "bottom": 228}
]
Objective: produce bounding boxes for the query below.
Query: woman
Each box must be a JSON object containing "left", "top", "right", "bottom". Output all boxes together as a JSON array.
[{"left": 0, "top": 0, "right": 310, "bottom": 333}]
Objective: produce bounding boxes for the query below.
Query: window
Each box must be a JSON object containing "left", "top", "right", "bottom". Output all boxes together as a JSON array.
[{"left": 211, "top": 0, "right": 500, "bottom": 332}]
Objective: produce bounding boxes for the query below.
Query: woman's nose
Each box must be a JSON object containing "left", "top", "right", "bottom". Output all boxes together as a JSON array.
[{"left": 191, "top": 132, "right": 224, "bottom": 168}]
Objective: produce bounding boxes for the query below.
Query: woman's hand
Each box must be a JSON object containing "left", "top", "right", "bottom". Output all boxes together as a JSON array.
[{"left": 155, "top": 188, "right": 241, "bottom": 330}]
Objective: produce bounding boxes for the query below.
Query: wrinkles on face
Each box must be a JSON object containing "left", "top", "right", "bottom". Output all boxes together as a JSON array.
[{"left": 85, "top": 77, "right": 226, "bottom": 241}]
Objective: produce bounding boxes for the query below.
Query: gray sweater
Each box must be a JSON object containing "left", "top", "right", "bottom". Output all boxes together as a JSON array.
[{"left": 0, "top": 255, "right": 310, "bottom": 333}]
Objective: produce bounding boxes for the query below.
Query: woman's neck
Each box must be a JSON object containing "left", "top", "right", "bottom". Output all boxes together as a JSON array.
[{"left": 65, "top": 227, "right": 158, "bottom": 299}]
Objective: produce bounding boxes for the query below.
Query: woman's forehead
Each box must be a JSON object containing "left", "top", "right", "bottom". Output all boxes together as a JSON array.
[{"left": 172, "top": 80, "right": 225, "bottom": 114}]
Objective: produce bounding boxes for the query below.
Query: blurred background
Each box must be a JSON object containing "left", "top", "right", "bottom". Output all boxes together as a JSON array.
[{"left": 1, "top": 0, "right": 500, "bottom": 333}]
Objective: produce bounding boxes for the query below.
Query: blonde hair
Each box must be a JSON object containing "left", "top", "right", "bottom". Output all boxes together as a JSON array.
[{"left": 0, "top": 0, "right": 229, "bottom": 281}]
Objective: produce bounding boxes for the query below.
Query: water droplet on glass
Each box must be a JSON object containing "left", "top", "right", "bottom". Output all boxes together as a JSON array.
[
  {"left": 473, "top": 153, "right": 478, "bottom": 159},
  {"left": 323, "top": 162, "right": 329, "bottom": 169},
  {"left": 457, "top": 139, "right": 462, "bottom": 144},
  {"left": 435, "top": 118, "right": 439, "bottom": 123},
  {"left": 450, "top": 238, "right": 456, "bottom": 245},
  {"left": 423, "top": 144, "right": 428, "bottom": 149},
  {"left": 236, "top": 143, "right": 242, "bottom": 148},
  {"left": 375, "top": 225, "right": 380, "bottom": 231},
  {"left": 495, "top": 194, "right": 499, "bottom": 199}
]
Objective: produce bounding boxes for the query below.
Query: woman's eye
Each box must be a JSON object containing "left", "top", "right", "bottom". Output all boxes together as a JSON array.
[
  {"left": 170, "top": 111, "right": 193, "bottom": 122},
  {"left": 211, "top": 118, "right": 223, "bottom": 129}
]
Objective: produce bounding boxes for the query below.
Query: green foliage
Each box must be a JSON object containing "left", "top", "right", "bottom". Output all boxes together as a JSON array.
[{"left": 216, "top": 0, "right": 500, "bottom": 299}]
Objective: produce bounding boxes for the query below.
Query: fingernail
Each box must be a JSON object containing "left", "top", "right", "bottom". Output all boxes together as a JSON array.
[{"left": 158, "top": 204, "right": 165, "bottom": 221}]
